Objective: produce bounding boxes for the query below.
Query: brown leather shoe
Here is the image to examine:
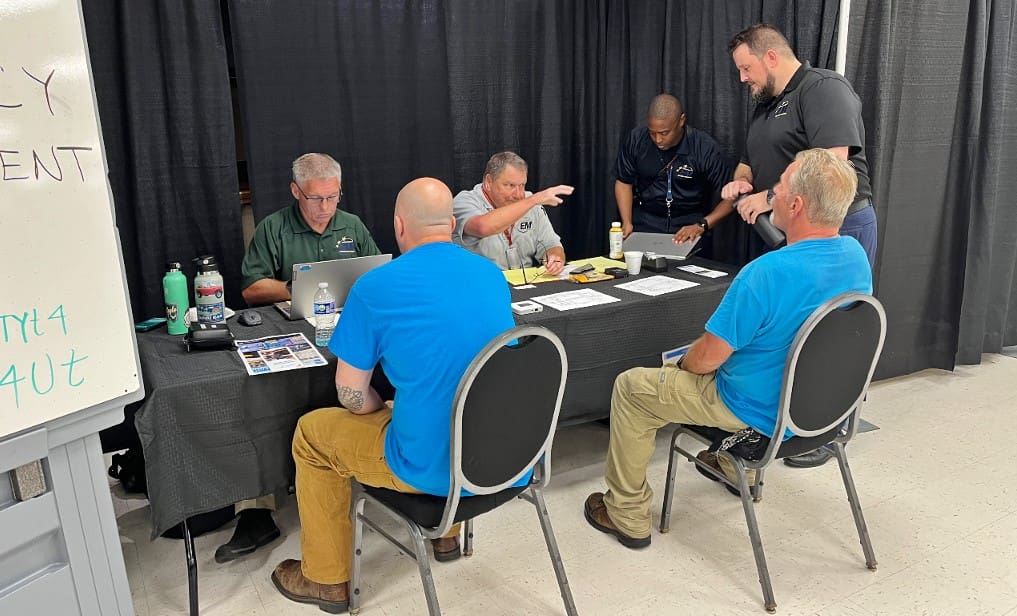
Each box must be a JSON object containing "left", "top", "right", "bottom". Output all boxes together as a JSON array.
[
  {"left": 431, "top": 536, "right": 461, "bottom": 562},
  {"left": 583, "top": 492, "right": 650, "bottom": 549},
  {"left": 271, "top": 559, "right": 349, "bottom": 614}
]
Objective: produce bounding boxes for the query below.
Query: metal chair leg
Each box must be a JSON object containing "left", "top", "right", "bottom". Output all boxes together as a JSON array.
[
  {"left": 408, "top": 528, "right": 442, "bottom": 616},
  {"left": 463, "top": 518, "right": 474, "bottom": 557},
  {"left": 725, "top": 454, "right": 777, "bottom": 613},
  {"left": 831, "top": 443, "right": 878, "bottom": 570},
  {"left": 530, "top": 487, "right": 578, "bottom": 616},
  {"left": 659, "top": 428, "right": 683, "bottom": 533},
  {"left": 182, "top": 519, "right": 198, "bottom": 616},
  {"left": 350, "top": 497, "right": 366, "bottom": 616}
]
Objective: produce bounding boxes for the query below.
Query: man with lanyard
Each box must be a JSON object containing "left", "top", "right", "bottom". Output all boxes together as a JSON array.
[
  {"left": 452, "top": 151, "right": 573, "bottom": 276},
  {"left": 721, "top": 23, "right": 878, "bottom": 467},
  {"left": 614, "top": 94, "right": 736, "bottom": 252},
  {"left": 241, "top": 152, "right": 381, "bottom": 307}
]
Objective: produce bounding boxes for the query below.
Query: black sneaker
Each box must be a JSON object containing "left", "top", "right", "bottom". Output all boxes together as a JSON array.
[{"left": 214, "top": 508, "right": 281, "bottom": 563}]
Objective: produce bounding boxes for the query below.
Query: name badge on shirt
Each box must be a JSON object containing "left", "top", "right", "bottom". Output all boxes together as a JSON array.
[
  {"left": 337, "top": 236, "right": 357, "bottom": 254},
  {"left": 773, "top": 100, "right": 791, "bottom": 118},
  {"left": 674, "top": 164, "right": 694, "bottom": 179}
]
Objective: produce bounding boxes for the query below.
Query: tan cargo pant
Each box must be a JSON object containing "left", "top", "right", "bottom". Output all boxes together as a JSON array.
[
  {"left": 603, "top": 366, "right": 747, "bottom": 538},
  {"left": 292, "top": 406, "right": 458, "bottom": 584}
]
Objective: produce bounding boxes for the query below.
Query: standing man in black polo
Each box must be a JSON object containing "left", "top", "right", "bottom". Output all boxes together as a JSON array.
[
  {"left": 722, "top": 23, "right": 878, "bottom": 467},
  {"left": 614, "top": 94, "right": 736, "bottom": 252},
  {"left": 723, "top": 23, "right": 878, "bottom": 270}
]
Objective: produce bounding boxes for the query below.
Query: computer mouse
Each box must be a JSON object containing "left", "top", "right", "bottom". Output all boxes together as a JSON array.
[{"left": 238, "top": 310, "right": 262, "bottom": 326}]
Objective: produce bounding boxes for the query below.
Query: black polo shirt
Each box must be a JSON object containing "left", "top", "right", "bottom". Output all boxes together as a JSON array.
[
  {"left": 615, "top": 125, "right": 733, "bottom": 220},
  {"left": 743, "top": 63, "right": 872, "bottom": 202}
]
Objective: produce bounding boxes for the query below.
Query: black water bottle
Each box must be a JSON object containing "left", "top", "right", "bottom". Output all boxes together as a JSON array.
[{"left": 736, "top": 194, "right": 786, "bottom": 249}]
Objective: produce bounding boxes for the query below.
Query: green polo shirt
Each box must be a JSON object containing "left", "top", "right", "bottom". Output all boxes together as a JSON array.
[{"left": 241, "top": 203, "right": 381, "bottom": 290}]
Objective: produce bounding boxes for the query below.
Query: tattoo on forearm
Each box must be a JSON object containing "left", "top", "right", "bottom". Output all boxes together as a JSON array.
[{"left": 337, "top": 385, "right": 365, "bottom": 411}]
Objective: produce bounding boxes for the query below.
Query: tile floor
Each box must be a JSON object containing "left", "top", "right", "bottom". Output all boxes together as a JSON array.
[{"left": 113, "top": 353, "right": 1017, "bottom": 616}]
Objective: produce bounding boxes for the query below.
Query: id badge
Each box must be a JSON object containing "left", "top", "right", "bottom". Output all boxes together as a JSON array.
[{"left": 337, "top": 236, "right": 357, "bottom": 256}]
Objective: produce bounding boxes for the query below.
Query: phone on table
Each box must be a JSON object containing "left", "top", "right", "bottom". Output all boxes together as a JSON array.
[{"left": 135, "top": 317, "right": 167, "bottom": 332}]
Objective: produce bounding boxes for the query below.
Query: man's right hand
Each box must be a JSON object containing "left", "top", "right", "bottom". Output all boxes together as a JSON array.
[
  {"left": 622, "top": 221, "right": 633, "bottom": 239},
  {"left": 721, "top": 180, "right": 754, "bottom": 201},
  {"left": 533, "top": 184, "right": 574, "bottom": 206}
]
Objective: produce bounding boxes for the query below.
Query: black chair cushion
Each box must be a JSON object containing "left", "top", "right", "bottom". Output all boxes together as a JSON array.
[
  {"left": 362, "top": 484, "right": 530, "bottom": 529},
  {"left": 683, "top": 424, "right": 841, "bottom": 461}
]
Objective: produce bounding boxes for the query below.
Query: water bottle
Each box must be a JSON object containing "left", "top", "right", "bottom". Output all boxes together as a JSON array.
[
  {"left": 753, "top": 212, "right": 787, "bottom": 249},
  {"left": 609, "top": 222, "right": 624, "bottom": 259},
  {"left": 313, "top": 282, "right": 336, "bottom": 347},
  {"left": 193, "top": 255, "right": 225, "bottom": 323},
  {"left": 163, "top": 261, "right": 189, "bottom": 335}
]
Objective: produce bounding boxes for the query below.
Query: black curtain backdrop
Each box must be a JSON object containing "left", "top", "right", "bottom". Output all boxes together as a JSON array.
[
  {"left": 82, "top": 1, "right": 244, "bottom": 320},
  {"left": 849, "top": 0, "right": 1017, "bottom": 377},
  {"left": 81, "top": 0, "right": 1017, "bottom": 380}
]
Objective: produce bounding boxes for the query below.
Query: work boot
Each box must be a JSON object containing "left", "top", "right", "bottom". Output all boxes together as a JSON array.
[{"left": 271, "top": 559, "right": 348, "bottom": 614}]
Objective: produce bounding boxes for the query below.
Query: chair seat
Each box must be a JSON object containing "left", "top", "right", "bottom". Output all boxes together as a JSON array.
[
  {"left": 361, "top": 484, "right": 529, "bottom": 529},
  {"left": 682, "top": 424, "right": 842, "bottom": 461}
]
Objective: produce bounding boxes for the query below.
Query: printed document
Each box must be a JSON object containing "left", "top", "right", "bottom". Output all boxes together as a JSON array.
[
  {"left": 614, "top": 275, "right": 700, "bottom": 296},
  {"left": 236, "top": 332, "right": 327, "bottom": 375},
  {"left": 530, "top": 288, "right": 620, "bottom": 311}
]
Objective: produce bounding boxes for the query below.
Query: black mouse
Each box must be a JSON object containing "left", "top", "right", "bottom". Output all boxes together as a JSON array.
[{"left": 238, "top": 310, "right": 262, "bottom": 326}]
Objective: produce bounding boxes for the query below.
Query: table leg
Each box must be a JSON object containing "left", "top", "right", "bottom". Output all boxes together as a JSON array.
[{"left": 182, "top": 519, "right": 199, "bottom": 615}]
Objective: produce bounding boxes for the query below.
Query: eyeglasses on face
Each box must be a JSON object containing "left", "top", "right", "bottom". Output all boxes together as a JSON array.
[{"left": 296, "top": 184, "right": 341, "bottom": 206}]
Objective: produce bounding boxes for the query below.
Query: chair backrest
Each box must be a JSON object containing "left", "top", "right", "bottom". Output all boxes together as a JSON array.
[
  {"left": 768, "top": 293, "right": 886, "bottom": 447},
  {"left": 449, "top": 325, "right": 568, "bottom": 497}
]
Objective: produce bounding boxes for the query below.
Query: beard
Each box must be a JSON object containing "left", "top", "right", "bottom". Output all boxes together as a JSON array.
[{"left": 750, "top": 73, "right": 778, "bottom": 104}]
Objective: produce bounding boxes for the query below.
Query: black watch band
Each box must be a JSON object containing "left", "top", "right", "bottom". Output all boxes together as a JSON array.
[{"left": 697, "top": 218, "right": 709, "bottom": 232}]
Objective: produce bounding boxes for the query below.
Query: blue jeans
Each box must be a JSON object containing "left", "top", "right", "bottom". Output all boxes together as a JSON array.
[{"left": 839, "top": 205, "right": 877, "bottom": 269}]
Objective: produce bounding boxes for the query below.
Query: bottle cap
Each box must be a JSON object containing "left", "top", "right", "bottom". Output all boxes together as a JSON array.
[
  {"left": 166, "top": 261, "right": 182, "bottom": 272},
  {"left": 611, "top": 222, "right": 621, "bottom": 228},
  {"left": 318, "top": 282, "right": 329, "bottom": 289},
  {"left": 194, "top": 255, "right": 218, "bottom": 272}
]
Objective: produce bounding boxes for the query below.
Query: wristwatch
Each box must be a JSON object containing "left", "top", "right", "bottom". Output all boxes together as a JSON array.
[{"left": 697, "top": 218, "right": 709, "bottom": 232}]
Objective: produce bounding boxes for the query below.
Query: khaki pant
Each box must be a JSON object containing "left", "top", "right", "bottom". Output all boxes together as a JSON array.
[
  {"left": 292, "top": 406, "right": 458, "bottom": 584},
  {"left": 235, "top": 494, "right": 275, "bottom": 512},
  {"left": 603, "top": 366, "right": 747, "bottom": 538}
]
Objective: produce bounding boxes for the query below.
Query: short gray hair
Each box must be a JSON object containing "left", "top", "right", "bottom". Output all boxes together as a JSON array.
[
  {"left": 789, "top": 149, "right": 858, "bottom": 227},
  {"left": 292, "top": 153, "right": 342, "bottom": 186},
  {"left": 484, "top": 151, "right": 527, "bottom": 180}
]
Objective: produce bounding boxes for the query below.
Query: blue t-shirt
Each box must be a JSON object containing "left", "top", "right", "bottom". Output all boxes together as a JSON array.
[
  {"left": 706, "top": 237, "right": 872, "bottom": 439},
  {"left": 329, "top": 241, "right": 519, "bottom": 495}
]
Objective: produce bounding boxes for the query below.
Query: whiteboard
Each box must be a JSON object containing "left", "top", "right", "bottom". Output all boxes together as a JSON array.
[{"left": 0, "top": 0, "right": 143, "bottom": 438}]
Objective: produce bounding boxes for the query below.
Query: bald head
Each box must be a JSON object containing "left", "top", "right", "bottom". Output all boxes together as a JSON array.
[{"left": 393, "top": 178, "right": 455, "bottom": 251}]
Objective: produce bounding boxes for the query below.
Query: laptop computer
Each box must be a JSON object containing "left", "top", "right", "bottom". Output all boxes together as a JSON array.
[
  {"left": 623, "top": 232, "right": 700, "bottom": 260},
  {"left": 275, "top": 254, "right": 392, "bottom": 320}
]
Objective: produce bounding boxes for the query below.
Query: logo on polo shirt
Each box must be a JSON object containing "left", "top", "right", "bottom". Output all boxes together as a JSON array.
[
  {"left": 774, "top": 100, "right": 791, "bottom": 117},
  {"left": 518, "top": 220, "right": 533, "bottom": 233},
  {"left": 675, "top": 164, "right": 694, "bottom": 179},
  {"left": 337, "top": 236, "right": 356, "bottom": 253}
]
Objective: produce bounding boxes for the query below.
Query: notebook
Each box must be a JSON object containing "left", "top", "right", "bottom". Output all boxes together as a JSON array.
[
  {"left": 274, "top": 254, "right": 392, "bottom": 320},
  {"left": 623, "top": 232, "right": 700, "bottom": 260}
]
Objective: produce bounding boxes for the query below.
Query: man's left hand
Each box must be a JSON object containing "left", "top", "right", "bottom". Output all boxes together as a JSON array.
[
  {"left": 673, "top": 224, "right": 704, "bottom": 244},
  {"left": 543, "top": 253, "right": 565, "bottom": 275}
]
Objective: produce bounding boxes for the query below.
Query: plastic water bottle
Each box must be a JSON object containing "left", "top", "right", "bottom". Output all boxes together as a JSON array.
[
  {"left": 609, "top": 222, "right": 624, "bottom": 259},
  {"left": 163, "top": 261, "right": 189, "bottom": 335},
  {"left": 313, "top": 282, "right": 336, "bottom": 347},
  {"left": 193, "top": 255, "right": 225, "bottom": 323}
]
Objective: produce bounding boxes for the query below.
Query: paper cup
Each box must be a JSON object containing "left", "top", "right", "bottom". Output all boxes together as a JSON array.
[{"left": 624, "top": 251, "right": 643, "bottom": 275}]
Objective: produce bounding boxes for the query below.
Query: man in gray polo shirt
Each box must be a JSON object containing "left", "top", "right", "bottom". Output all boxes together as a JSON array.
[{"left": 452, "top": 151, "right": 573, "bottom": 275}]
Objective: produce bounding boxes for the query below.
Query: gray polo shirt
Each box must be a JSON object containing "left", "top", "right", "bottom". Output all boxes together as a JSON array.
[{"left": 452, "top": 183, "right": 563, "bottom": 270}]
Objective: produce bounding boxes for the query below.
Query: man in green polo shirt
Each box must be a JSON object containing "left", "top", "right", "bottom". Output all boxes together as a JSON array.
[{"left": 241, "top": 152, "right": 381, "bottom": 306}]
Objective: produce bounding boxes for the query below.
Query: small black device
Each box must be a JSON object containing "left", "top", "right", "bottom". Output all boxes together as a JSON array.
[
  {"left": 237, "top": 310, "right": 263, "bottom": 326},
  {"left": 737, "top": 193, "right": 787, "bottom": 249},
  {"left": 570, "top": 263, "right": 595, "bottom": 274},
  {"left": 135, "top": 317, "right": 167, "bottom": 332},
  {"left": 642, "top": 256, "right": 669, "bottom": 272},
  {"left": 603, "top": 267, "right": 629, "bottom": 278},
  {"left": 183, "top": 322, "right": 236, "bottom": 351}
]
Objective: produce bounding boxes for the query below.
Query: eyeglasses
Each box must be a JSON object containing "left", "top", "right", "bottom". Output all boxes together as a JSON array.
[{"left": 295, "top": 184, "right": 341, "bottom": 206}]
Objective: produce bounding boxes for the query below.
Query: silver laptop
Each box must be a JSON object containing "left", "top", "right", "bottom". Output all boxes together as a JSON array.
[
  {"left": 275, "top": 254, "right": 392, "bottom": 320},
  {"left": 623, "top": 232, "right": 700, "bottom": 260}
]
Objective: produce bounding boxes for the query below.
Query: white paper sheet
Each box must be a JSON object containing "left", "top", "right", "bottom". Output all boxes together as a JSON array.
[
  {"left": 530, "top": 288, "right": 621, "bottom": 311},
  {"left": 614, "top": 275, "right": 700, "bottom": 296}
]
